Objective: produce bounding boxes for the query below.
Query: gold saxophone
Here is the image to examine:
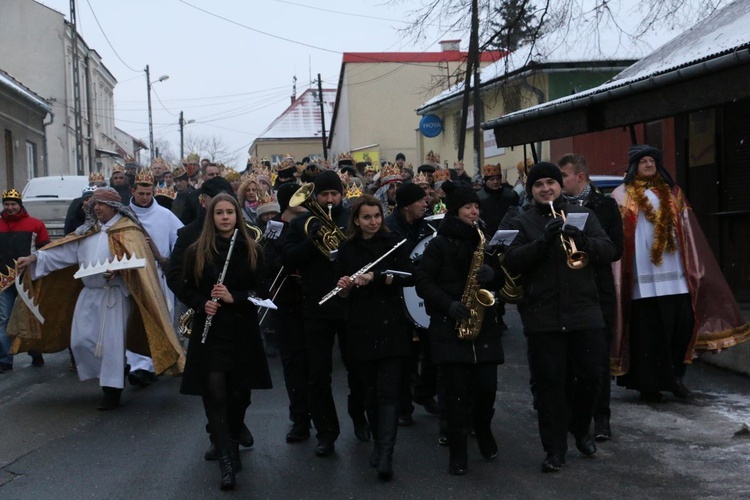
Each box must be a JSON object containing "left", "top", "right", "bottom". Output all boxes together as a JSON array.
[
  {"left": 457, "top": 223, "right": 496, "bottom": 340},
  {"left": 497, "top": 252, "right": 523, "bottom": 304}
]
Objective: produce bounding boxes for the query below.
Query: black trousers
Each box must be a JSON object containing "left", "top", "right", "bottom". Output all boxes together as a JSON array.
[
  {"left": 362, "top": 357, "right": 403, "bottom": 418},
  {"left": 617, "top": 293, "right": 694, "bottom": 393},
  {"left": 527, "top": 329, "right": 605, "bottom": 454},
  {"left": 276, "top": 310, "right": 309, "bottom": 424},
  {"left": 439, "top": 363, "right": 498, "bottom": 436},
  {"left": 304, "top": 317, "right": 366, "bottom": 441}
]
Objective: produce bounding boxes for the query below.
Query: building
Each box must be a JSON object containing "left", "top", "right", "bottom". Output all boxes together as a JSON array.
[
  {"left": 328, "top": 41, "right": 503, "bottom": 169},
  {"left": 0, "top": 68, "right": 51, "bottom": 188},
  {"left": 249, "top": 88, "right": 335, "bottom": 165},
  {"left": 0, "top": 0, "right": 118, "bottom": 177}
]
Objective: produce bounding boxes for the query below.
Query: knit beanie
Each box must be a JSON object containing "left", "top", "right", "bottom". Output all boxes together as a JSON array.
[
  {"left": 276, "top": 182, "right": 300, "bottom": 213},
  {"left": 396, "top": 182, "right": 426, "bottom": 208},
  {"left": 313, "top": 170, "right": 343, "bottom": 195},
  {"left": 443, "top": 180, "right": 479, "bottom": 213},
  {"left": 200, "top": 176, "right": 234, "bottom": 197},
  {"left": 525, "top": 162, "right": 563, "bottom": 195}
]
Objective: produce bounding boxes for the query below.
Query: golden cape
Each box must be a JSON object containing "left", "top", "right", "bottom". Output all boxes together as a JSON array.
[
  {"left": 8, "top": 217, "right": 185, "bottom": 376},
  {"left": 610, "top": 183, "right": 750, "bottom": 376}
]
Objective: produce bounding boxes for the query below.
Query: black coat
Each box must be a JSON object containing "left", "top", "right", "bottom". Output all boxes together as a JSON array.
[
  {"left": 179, "top": 236, "right": 272, "bottom": 395},
  {"left": 505, "top": 198, "right": 616, "bottom": 334},
  {"left": 414, "top": 213, "right": 504, "bottom": 365},
  {"left": 282, "top": 204, "right": 350, "bottom": 319},
  {"left": 384, "top": 209, "right": 435, "bottom": 254},
  {"left": 337, "top": 231, "right": 414, "bottom": 362},
  {"left": 478, "top": 185, "right": 520, "bottom": 236},
  {"left": 167, "top": 216, "right": 203, "bottom": 302},
  {"left": 263, "top": 213, "right": 302, "bottom": 315}
]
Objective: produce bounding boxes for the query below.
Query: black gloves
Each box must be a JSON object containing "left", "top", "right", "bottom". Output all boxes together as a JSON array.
[
  {"left": 562, "top": 225, "right": 587, "bottom": 249},
  {"left": 476, "top": 264, "right": 494, "bottom": 284},
  {"left": 543, "top": 217, "right": 564, "bottom": 244},
  {"left": 307, "top": 218, "right": 324, "bottom": 241},
  {"left": 448, "top": 301, "right": 471, "bottom": 321}
]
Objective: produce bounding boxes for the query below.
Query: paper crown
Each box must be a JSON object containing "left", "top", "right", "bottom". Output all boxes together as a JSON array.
[
  {"left": 414, "top": 172, "right": 430, "bottom": 185},
  {"left": 112, "top": 163, "right": 125, "bottom": 174},
  {"left": 88, "top": 171, "right": 106, "bottom": 183},
  {"left": 281, "top": 154, "right": 295, "bottom": 166},
  {"left": 255, "top": 190, "right": 274, "bottom": 206},
  {"left": 186, "top": 153, "right": 200, "bottom": 164},
  {"left": 482, "top": 163, "right": 502, "bottom": 178},
  {"left": 433, "top": 169, "right": 451, "bottom": 182},
  {"left": 135, "top": 168, "right": 154, "bottom": 185},
  {"left": 345, "top": 183, "right": 363, "bottom": 199},
  {"left": 172, "top": 165, "right": 188, "bottom": 179},
  {"left": 380, "top": 162, "right": 402, "bottom": 185},
  {"left": 426, "top": 150, "right": 441, "bottom": 164},
  {"left": 154, "top": 185, "right": 176, "bottom": 200},
  {"left": 2, "top": 188, "right": 22, "bottom": 201},
  {"left": 224, "top": 170, "right": 241, "bottom": 182},
  {"left": 0, "top": 265, "right": 16, "bottom": 292},
  {"left": 364, "top": 163, "right": 379, "bottom": 174},
  {"left": 152, "top": 157, "right": 166, "bottom": 167},
  {"left": 124, "top": 155, "right": 136, "bottom": 163},
  {"left": 337, "top": 152, "right": 354, "bottom": 165}
]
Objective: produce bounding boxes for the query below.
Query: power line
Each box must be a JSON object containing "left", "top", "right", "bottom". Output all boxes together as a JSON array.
[
  {"left": 273, "top": 0, "right": 409, "bottom": 24},
  {"left": 83, "top": 0, "right": 140, "bottom": 73}
]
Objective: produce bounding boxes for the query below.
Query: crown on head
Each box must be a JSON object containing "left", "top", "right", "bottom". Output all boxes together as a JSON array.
[
  {"left": 338, "top": 172, "right": 350, "bottom": 185},
  {"left": 172, "top": 165, "right": 188, "bottom": 179},
  {"left": 414, "top": 172, "right": 430, "bottom": 185},
  {"left": 152, "top": 157, "right": 166, "bottom": 167},
  {"left": 135, "top": 168, "right": 154, "bottom": 186},
  {"left": 256, "top": 190, "right": 274, "bottom": 206},
  {"left": 88, "top": 171, "right": 106, "bottom": 183},
  {"left": 426, "top": 151, "right": 441, "bottom": 164},
  {"left": 337, "top": 152, "right": 353, "bottom": 163},
  {"left": 0, "top": 265, "right": 16, "bottom": 292},
  {"left": 345, "top": 183, "right": 363, "bottom": 199},
  {"left": 112, "top": 163, "right": 125, "bottom": 174},
  {"left": 281, "top": 154, "right": 295, "bottom": 166},
  {"left": 433, "top": 169, "right": 451, "bottom": 182},
  {"left": 482, "top": 163, "right": 502, "bottom": 178},
  {"left": 364, "top": 163, "right": 380, "bottom": 174},
  {"left": 154, "top": 185, "right": 176, "bottom": 200},
  {"left": 2, "top": 188, "right": 22, "bottom": 201},
  {"left": 224, "top": 170, "right": 241, "bottom": 182},
  {"left": 380, "top": 162, "right": 402, "bottom": 185}
]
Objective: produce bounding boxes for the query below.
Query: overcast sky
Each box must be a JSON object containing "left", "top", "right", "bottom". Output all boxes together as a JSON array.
[{"left": 37, "top": 0, "right": 456, "bottom": 166}]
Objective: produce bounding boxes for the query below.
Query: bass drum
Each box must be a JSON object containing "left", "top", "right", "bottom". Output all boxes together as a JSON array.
[{"left": 402, "top": 234, "right": 435, "bottom": 329}]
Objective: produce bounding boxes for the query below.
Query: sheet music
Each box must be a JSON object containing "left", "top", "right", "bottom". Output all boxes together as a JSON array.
[
  {"left": 488, "top": 230, "right": 519, "bottom": 247},
  {"left": 564, "top": 213, "right": 588, "bottom": 230},
  {"left": 264, "top": 220, "right": 284, "bottom": 240},
  {"left": 383, "top": 270, "right": 412, "bottom": 277},
  {"left": 248, "top": 296, "right": 278, "bottom": 310}
]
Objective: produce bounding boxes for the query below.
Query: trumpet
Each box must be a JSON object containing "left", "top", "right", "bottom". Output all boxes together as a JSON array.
[
  {"left": 289, "top": 182, "right": 346, "bottom": 259},
  {"left": 547, "top": 201, "right": 589, "bottom": 270}
]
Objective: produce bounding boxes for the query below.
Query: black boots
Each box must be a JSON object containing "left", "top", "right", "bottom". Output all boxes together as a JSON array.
[
  {"left": 375, "top": 405, "right": 399, "bottom": 481},
  {"left": 229, "top": 439, "right": 242, "bottom": 472},
  {"left": 286, "top": 418, "right": 311, "bottom": 443},
  {"left": 218, "top": 453, "right": 235, "bottom": 491},
  {"left": 97, "top": 387, "right": 122, "bottom": 411},
  {"left": 448, "top": 429, "right": 469, "bottom": 476}
]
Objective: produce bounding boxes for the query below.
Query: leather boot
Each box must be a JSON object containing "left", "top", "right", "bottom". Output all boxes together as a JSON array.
[
  {"left": 367, "top": 408, "right": 380, "bottom": 468},
  {"left": 376, "top": 405, "right": 399, "bottom": 481},
  {"left": 97, "top": 387, "right": 122, "bottom": 411},
  {"left": 228, "top": 439, "right": 242, "bottom": 472},
  {"left": 218, "top": 453, "right": 235, "bottom": 490},
  {"left": 448, "top": 429, "right": 468, "bottom": 475}
]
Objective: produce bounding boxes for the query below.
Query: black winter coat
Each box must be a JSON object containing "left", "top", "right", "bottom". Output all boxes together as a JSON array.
[
  {"left": 282, "top": 204, "right": 350, "bottom": 319},
  {"left": 505, "top": 198, "right": 616, "bottom": 334},
  {"left": 414, "top": 213, "right": 505, "bottom": 365},
  {"left": 167, "top": 215, "right": 203, "bottom": 302},
  {"left": 337, "top": 231, "right": 414, "bottom": 362},
  {"left": 384, "top": 209, "right": 435, "bottom": 254},
  {"left": 179, "top": 236, "right": 272, "bottom": 395},
  {"left": 478, "top": 185, "right": 519, "bottom": 236}
]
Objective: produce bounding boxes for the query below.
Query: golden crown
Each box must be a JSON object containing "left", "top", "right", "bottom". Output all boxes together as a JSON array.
[
  {"left": 152, "top": 157, "right": 166, "bottom": 167},
  {"left": 414, "top": 172, "right": 430, "bottom": 185},
  {"left": 154, "top": 186, "right": 176, "bottom": 200},
  {"left": 433, "top": 169, "right": 451, "bottom": 182},
  {"left": 364, "top": 163, "right": 380, "bottom": 174},
  {"left": 0, "top": 264, "right": 16, "bottom": 292},
  {"left": 380, "top": 162, "right": 402, "bottom": 183},
  {"left": 345, "top": 183, "right": 363, "bottom": 199},
  {"left": 112, "top": 163, "right": 125, "bottom": 174},
  {"left": 88, "top": 171, "right": 106, "bottom": 183},
  {"left": 135, "top": 168, "right": 154, "bottom": 185},
  {"left": 426, "top": 150, "right": 441, "bottom": 164},
  {"left": 2, "top": 188, "right": 22, "bottom": 200},
  {"left": 337, "top": 152, "right": 353, "bottom": 163},
  {"left": 224, "top": 170, "right": 241, "bottom": 182},
  {"left": 172, "top": 165, "right": 188, "bottom": 179},
  {"left": 255, "top": 190, "right": 274, "bottom": 206},
  {"left": 186, "top": 152, "right": 200, "bottom": 164},
  {"left": 482, "top": 163, "right": 502, "bottom": 178}
]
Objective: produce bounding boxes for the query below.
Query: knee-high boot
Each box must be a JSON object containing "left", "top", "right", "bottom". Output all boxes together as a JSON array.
[
  {"left": 446, "top": 397, "right": 468, "bottom": 475},
  {"left": 367, "top": 407, "right": 379, "bottom": 467},
  {"left": 377, "top": 404, "right": 399, "bottom": 481}
]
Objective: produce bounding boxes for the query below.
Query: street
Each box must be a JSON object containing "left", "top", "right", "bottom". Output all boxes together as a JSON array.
[{"left": 1, "top": 307, "right": 750, "bottom": 499}]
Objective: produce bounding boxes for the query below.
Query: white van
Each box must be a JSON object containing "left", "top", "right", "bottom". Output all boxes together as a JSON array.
[{"left": 22, "top": 175, "right": 90, "bottom": 239}]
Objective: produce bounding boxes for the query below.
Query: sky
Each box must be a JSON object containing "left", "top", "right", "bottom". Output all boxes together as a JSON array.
[{"left": 37, "top": 0, "right": 457, "bottom": 167}]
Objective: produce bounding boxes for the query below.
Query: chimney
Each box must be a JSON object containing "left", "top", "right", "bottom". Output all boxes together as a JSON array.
[{"left": 439, "top": 39, "right": 461, "bottom": 52}]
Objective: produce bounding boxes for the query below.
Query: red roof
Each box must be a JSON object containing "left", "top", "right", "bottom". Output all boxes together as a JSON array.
[{"left": 342, "top": 51, "right": 504, "bottom": 64}]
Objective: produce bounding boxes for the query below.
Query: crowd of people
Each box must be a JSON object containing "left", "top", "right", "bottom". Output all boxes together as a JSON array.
[{"left": 1, "top": 146, "right": 749, "bottom": 491}]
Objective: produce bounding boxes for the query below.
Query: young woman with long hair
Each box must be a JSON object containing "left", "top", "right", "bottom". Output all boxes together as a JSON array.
[
  {"left": 335, "top": 194, "right": 414, "bottom": 480},
  {"left": 179, "top": 193, "right": 272, "bottom": 491}
]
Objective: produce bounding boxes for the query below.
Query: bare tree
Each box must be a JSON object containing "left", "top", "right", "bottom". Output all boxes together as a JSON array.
[{"left": 184, "top": 133, "right": 239, "bottom": 166}]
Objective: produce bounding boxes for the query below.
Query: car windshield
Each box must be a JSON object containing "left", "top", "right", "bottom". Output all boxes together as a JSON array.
[{"left": 22, "top": 176, "right": 90, "bottom": 199}]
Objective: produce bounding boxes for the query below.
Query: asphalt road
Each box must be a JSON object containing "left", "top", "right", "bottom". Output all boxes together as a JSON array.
[{"left": 1, "top": 307, "right": 750, "bottom": 499}]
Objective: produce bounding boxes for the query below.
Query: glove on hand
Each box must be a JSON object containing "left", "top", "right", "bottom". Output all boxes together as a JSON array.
[
  {"left": 307, "top": 218, "right": 324, "bottom": 241},
  {"left": 543, "top": 217, "right": 564, "bottom": 244},
  {"left": 476, "top": 264, "right": 495, "bottom": 284},
  {"left": 562, "top": 225, "right": 587, "bottom": 249},
  {"left": 448, "top": 301, "right": 472, "bottom": 321}
]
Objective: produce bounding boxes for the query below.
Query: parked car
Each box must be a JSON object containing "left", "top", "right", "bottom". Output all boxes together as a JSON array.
[
  {"left": 590, "top": 175, "right": 623, "bottom": 196},
  {"left": 22, "top": 175, "right": 89, "bottom": 239}
]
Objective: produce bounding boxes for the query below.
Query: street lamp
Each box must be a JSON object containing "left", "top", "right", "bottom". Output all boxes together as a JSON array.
[
  {"left": 145, "top": 65, "right": 169, "bottom": 163},
  {"left": 179, "top": 111, "right": 195, "bottom": 160}
]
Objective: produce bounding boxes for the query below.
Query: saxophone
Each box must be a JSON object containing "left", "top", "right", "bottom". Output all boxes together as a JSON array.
[{"left": 457, "top": 222, "right": 496, "bottom": 340}]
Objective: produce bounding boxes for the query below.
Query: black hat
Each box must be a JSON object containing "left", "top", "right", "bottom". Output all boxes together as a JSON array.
[
  {"left": 443, "top": 180, "right": 479, "bottom": 213},
  {"left": 300, "top": 163, "right": 320, "bottom": 183},
  {"left": 417, "top": 164, "right": 436, "bottom": 174},
  {"left": 200, "top": 176, "right": 234, "bottom": 197},
  {"left": 624, "top": 144, "right": 674, "bottom": 186},
  {"left": 525, "top": 162, "right": 563, "bottom": 196},
  {"left": 313, "top": 170, "right": 343, "bottom": 195},
  {"left": 395, "top": 152, "right": 406, "bottom": 162},
  {"left": 340, "top": 165, "right": 358, "bottom": 177},
  {"left": 277, "top": 182, "right": 300, "bottom": 213},
  {"left": 396, "top": 182, "right": 426, "bottom": 208},
  {"left": 277, "top": 165, "right": 297, "bottom": 179}
]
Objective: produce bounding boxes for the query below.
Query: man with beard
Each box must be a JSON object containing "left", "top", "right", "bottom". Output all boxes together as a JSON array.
[{"left": 110, "top": 163, "right": 131, "bottom": 204}]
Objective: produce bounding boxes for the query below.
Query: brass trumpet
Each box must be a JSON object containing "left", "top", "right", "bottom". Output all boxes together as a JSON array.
[
  {"left": 289, "top": 182, "right": 346, "bottom": 258},
  {"left": 547, "top": 201, "right": 589, "bottom": 270}
]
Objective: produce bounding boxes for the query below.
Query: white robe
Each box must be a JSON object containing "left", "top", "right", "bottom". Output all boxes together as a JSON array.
[{"left": 31, "top": 214, "right": 131, "bottom": 388}]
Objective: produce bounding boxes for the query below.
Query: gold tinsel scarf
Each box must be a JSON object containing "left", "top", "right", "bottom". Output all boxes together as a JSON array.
[{"left": 626, "top": 175, "right": 677, "bottom": 266}]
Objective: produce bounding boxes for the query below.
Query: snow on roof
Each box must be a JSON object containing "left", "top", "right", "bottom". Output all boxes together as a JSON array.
[
  {"left": 0, "top": 68, "right": 50, "bottom": 111},
  {"left": 492, "top": 0, "right": 750, "bottom": 122},
  {"left": 257, "top": 88, "right": 336, "bottom": 140},
  {"left": 419, "top": 0, "right": 684, "bottom": 111}
]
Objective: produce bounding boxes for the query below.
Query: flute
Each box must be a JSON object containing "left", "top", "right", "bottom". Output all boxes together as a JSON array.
[{"left": 201, "top": 228, "right": 239, "bottom": 344}]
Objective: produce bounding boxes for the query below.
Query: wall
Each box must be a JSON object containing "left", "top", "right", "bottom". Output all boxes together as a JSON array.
[{"left": 0, "top": 88, "right": 47, "bottom": 188}]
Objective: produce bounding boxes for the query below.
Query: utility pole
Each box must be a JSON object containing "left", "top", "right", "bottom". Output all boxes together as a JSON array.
[
  {"left": 317, "top": 74, "right": 328, "bottom": 161},
  {"left": 69, "top": 0, "right": 85, "bottom": 175},
  {"left": 456, "top": 0, "right": 479, "bottom": 164},
  {"left": 146, "top": 65, "right": 154, "bottom": 164},
  {"left": 179, "top": 111, "right": 194, "bottom": 160}
]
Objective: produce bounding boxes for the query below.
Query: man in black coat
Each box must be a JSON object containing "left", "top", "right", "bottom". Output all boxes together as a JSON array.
[
  {"left": 282, "top": 170, "right": 367, "bottom": 457},
  {"left": 505, "top": 162, "right": 615, "bottom": 473},
  {"left": 558, "top": 154, "right": 624, "bottom": 443}
]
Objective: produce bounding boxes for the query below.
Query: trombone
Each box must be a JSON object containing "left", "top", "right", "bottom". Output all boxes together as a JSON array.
[{"left": 547, "top": 201, "right": 589, "bottom": 270}]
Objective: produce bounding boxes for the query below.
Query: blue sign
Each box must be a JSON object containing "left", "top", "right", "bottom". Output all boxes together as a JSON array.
[{"left": 419, "top": 114, "right": 443, "bottom": 138}]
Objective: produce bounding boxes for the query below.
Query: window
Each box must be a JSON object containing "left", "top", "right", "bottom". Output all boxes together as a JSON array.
[{"left": 26, "top": 141, "right": 37, "bottom": 179}]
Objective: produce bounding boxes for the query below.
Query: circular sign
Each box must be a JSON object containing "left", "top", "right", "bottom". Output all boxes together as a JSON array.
[{"left": 419, "top": 114, "right": 443, "bottom": 138}]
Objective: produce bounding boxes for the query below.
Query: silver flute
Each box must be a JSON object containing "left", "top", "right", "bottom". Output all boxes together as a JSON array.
[{"left": 201, "top": 228, "right": 239, "bottom": 344}]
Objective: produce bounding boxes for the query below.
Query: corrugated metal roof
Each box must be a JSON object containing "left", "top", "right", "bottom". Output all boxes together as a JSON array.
[
  {"left": 257, "top": 88, "right": 336, "bottom": 140},
  {"left": 0, "top": 68, "right": 50, "bottom": 111}
]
